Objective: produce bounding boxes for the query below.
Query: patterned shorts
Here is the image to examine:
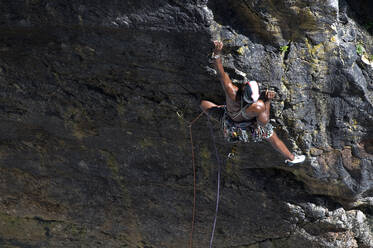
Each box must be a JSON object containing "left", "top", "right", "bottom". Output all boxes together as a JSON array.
[{"left": 252, "top": 122, "right": 274, "bottom": 142}]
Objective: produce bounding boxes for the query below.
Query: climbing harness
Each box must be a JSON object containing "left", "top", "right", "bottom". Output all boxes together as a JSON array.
[
  {"left": 222, "top": 112, "right": 252, "bottom": 143},
  {"left": 222, "top": 110, "right": 274, "bottom": 143}
]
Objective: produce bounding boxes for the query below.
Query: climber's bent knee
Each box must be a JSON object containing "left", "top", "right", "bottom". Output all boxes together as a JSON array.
[{"left": 200, "top": 100, "right": 225, "bottom": 122}]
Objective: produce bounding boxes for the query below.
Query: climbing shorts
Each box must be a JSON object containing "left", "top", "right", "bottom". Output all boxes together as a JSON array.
[{"left": 252, "top": 122, "right": 274, "bottom": 142}]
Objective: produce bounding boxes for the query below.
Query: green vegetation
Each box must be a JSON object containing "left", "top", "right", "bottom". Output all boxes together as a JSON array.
[
  {"left": 280, "top": 45, "right": 289, "bottom": 53},
  {"left": 356, "top": 43, "right": 364, "bottom": 56},
  {"left": 355, "top": 42, "right": 373, "bottom": 62}
]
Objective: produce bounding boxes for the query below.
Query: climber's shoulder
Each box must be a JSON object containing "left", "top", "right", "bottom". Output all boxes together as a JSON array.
[{"left": 249, "top": 100, "right": 265, "bottom": 113}]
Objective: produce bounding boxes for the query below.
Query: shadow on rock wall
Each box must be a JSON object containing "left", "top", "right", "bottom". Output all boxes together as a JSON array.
[{"left": 344, "top": 0, "right": 373, "bottom": 34}]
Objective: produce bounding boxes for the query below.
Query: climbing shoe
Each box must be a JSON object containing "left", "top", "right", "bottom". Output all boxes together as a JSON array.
[{"left": 285, "top": 155, "right": 305, "bottom": 165}]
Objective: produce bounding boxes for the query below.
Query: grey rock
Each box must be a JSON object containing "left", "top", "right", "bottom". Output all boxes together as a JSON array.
[{"left": 0, "top": 0, "right": 372, "bottom": 247}]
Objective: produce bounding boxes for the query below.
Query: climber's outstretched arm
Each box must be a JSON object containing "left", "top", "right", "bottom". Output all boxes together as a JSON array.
[{"left": 212, "top": 41, "right": 237, "bottom": 101}]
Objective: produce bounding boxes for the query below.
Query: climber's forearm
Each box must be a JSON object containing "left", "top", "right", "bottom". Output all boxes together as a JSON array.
[
  {"left": 214, "top": 57, "right": 225, "bottom": 78},
  {"left": 214, "top": 57, "right": 233, "bottom": 90}
]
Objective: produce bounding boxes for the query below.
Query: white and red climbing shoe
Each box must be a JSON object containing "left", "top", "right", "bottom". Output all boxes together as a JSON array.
[{"left": 285, "top": 154, "right": 305, "bottom": 165}]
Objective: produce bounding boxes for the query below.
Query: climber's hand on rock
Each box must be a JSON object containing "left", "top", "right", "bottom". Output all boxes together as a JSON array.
[
  {"left": 265, "top": 90, "right": 276, "bottom": 100},
  {"left": 213, "top": 40, "right": 223, "bottom": 55}
]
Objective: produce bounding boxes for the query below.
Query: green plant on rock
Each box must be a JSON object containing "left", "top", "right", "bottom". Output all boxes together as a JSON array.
[
  {"left": 356, "top": 43, "right": 364, "bottom": 56},
  {"left": 280, "top": 45, "right": 289, "bottom": 53}
]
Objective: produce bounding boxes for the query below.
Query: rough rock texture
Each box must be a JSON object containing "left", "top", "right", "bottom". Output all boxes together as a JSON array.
[{"left": 0, "top": 0, "right": 372, "bottom": 247}]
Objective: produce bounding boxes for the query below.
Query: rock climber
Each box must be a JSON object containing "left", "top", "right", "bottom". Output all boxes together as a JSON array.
[{"left": 200, "top": 41, "right": 305, "bottom": 165}]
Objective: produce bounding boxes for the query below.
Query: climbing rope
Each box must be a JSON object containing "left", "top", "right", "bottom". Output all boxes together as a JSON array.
[
  {"left": 187, "top": 111, "right": 223, "bottom": 248},
  {"left": 207, "top": 116, "right": 222, "bottom": 248},
  {"left": 188, "top": 111, "right": 204, "bottom": 248}
]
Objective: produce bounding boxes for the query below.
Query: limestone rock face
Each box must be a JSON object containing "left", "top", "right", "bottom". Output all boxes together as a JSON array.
[{"left": 0, "top": 0, "right": 372, "bottom": 247}]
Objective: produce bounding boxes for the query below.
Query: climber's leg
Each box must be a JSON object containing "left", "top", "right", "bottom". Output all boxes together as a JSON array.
[
  {"left": 266, "top": 131, "right": 295, "bottom": 160},
  {"left": 200, "top": 100, "right": 224, "bottom": 122}
]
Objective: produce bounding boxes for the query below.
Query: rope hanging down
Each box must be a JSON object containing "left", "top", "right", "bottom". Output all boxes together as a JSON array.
[
  {"left": 188, "top": 111, "right": 204, "bottom": 248},
  {"left": 187, "top": 111, "right": 223, "bottom": 248},
  {"left": 207, "top": 116, "right": 222, "bottom": 248}
]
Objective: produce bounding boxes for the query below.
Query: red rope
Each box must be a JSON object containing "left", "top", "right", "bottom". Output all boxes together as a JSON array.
[{"left": 188, "top": 111, "right": 204, "bottom": 248}]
